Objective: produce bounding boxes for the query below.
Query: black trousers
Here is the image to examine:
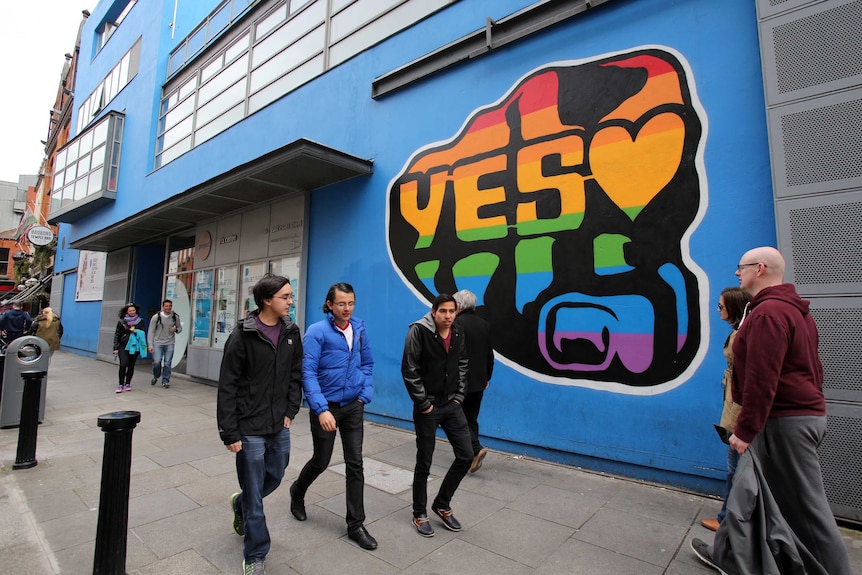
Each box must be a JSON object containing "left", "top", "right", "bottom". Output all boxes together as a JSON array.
[
  {"left": 293, "top": 399, "right": 366, "bottom": 529},
  {"left": 412, "top": 401, "right": 472, "bottom": 516},
  {"left": 117, "top": 348, "right": 138, "bottom": 385},
  {"left": 461, "top": 389, "right": 485, "bottom": 455}
]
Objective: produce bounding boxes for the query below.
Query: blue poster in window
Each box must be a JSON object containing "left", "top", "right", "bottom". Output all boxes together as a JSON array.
[{"left": 193, "top": 269, "right": 213, "bottom": 343}]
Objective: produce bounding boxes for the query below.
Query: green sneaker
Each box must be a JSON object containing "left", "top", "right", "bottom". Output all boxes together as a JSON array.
[{"left": 230, "top": 492, "right": 243, "bottom": 536}]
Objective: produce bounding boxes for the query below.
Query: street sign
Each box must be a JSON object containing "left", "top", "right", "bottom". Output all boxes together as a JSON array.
[{"left": 27, "top": 226, "right": 54, "bottom": 246}]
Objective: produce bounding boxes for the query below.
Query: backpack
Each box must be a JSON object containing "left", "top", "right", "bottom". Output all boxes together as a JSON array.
[{"left": 157, "top": 312, "right": 179, "bottom": 327}]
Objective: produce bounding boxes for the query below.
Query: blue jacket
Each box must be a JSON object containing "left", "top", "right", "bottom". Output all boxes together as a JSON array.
[
  {"left": 125, "top": 329, "right": 148, "bottom": 358},
  {"left": 302, "top": 314, "right": 373, "bottom": 416}
]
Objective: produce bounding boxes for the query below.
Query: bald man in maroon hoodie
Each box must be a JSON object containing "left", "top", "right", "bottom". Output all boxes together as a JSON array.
[{"left": 728, "top": 246, "right": 851, "bottom": 574}]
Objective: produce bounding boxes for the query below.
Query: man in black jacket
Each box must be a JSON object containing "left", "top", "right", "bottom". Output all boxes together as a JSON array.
[
  {"left": 453, "top": 289, "right": 495, "bottom": 473},
  {"left": 402, "top": 293, "right": 471, "bottom": 537},
  {"left": 217, "top": 274, "right": 302, "bottom": 575}
]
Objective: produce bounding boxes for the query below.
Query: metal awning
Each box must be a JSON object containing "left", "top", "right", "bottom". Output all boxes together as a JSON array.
[
  {"left": 1, "top": 275, "right": 52, "bottom": 306},
  {"left": 69, "top": 138, "right": 373, "bottom": 252}
]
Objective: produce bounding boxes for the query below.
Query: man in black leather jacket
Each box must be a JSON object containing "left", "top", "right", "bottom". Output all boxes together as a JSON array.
[{"left": 402, "top": 293, "right": 472, "bottom": 538}]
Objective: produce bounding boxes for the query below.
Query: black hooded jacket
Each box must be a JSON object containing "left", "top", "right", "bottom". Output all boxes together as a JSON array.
[{"left": 217, "top": 311, "right": 303, "bottom": 445}]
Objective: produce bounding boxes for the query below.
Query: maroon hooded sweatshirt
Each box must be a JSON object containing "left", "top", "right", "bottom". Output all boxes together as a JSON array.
[{"left": 731, "top": 283, "right": 826, "bottom": 444}]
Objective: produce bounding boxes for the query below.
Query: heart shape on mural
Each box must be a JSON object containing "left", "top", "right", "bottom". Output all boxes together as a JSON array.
[{"left": 589, "top": 112, "right": 685, "bottom": 220}]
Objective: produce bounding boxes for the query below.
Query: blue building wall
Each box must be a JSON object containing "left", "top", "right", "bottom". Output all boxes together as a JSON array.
[{"left": 56, "top": 0, "right": 775, "bottom": 491}]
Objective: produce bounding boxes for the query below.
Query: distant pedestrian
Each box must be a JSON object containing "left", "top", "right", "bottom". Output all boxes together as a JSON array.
[
  {"left": 112, "top": 303, "right": 147, "bottom": 393},
  {"left": 217, "top": 274, "right": 302, "bottom": 575},
  {"left": 699, "top": 287, "right": 748, "bottom": 532},
  {"left": 147, "top": 299, "right": 182, "bottom": 388},
  {"left": 0, "top": 302, "right": 32, "bottom": 343},
  {"left": 291, "top": 283, "right": 377, "bottom": 550},
  {"left": 403, "top": 293, "right": 472, "bottom": 537},
  {"left": 29, "top": 306, "right": 63, "bottom": 362},
  {"left": 453, "top": 289, "right": 494, "bottom": 473}
]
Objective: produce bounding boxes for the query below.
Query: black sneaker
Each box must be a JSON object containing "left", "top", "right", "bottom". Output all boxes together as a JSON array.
[
  {"left": 230, "top": 492, "right": 244, "bottom": 536},
  {"left": 162, "top": 380, "right": 170, "bottom": 388},
  {"left": 151, "top": 377, "right": 158, "bottom": 386},
  {"left": 431, "top": 506, "right": 462, "bottom": 531},
  {"left": 690, "top": 538, "right": 727, "bottom": 574},
  {"left": 412, "top": 514, "right": 435, "bottom": 537}
]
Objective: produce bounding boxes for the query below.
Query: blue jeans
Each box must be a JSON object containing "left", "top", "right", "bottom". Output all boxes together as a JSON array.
[
  {"left": 717, "top": 445, "right": 739, "bottom": 523},
  {"left": 412, "top": 401, "right": 473, "bottom": 516},
  {"left": 293, "top": 399, "right": 366, "bottom": 529},
  {"left": 151, "top": 343, "right": 174, "bottom": 381},
  {"left": 234, "top": 426, "right": 291, "bottom": 562}
]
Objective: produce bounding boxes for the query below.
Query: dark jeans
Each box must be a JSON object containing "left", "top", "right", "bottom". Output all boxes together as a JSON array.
[
  {"left": 234, "top": 426, "right": 291, "bottom": 562},
  {"left": 461, "top": 389, "right": 485, "bottom": 455},
  {"left": 717, "top": 445, "right": 739, "bottom": 523},
  {"left": 293, "top": 399, "right": 366, "bottom": 529},
  {"left": 412, "top": 401, "right": 473, "bottom": 516},
  {"left": 117, "top": 348, "right": 138, "bottom": 385}
]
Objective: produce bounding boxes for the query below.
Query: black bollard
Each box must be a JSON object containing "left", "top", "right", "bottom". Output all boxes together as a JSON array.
[
  {"left": 93, "top": 411, "right": 141, "bottom": 575},
  {"left": 13, "top": 370, "right": 47, "bottom": 470}
]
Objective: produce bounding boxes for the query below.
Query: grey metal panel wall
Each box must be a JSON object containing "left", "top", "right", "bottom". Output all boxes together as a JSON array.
[
  {"left": 49, "top": 273, "right": 64, "bottom": 314},
  {"left": 757, "top": 0, "right": 862, "bottom": 521},
  {"left": 97, "top": 248, "right": 132, "bottom": 362}
]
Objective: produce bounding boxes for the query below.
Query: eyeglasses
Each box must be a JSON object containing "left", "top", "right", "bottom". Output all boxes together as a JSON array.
[
  {"left": 332, "top": 302, "right": 355, "bottom": 309},
  {"left": 274, "top": 294, "right": 294, "bottom": 301},
  {"left": 736, "top": 263, "right": 763, "bottom": 272},
  {"left": 717, "top": 303, "right": 724, "bottom": 311}
]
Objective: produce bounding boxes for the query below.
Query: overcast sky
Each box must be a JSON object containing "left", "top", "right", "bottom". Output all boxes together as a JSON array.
[{"left": 0, "top": 2, "right": 95, "bottom": 183}]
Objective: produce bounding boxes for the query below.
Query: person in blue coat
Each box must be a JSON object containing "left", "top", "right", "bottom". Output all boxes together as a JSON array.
[{"left": 290, "top": 282, "right": 377, "bottom": 550}]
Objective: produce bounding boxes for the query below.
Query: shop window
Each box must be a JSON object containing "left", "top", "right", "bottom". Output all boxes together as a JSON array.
[
  {"left": 214, "top": 266, "right": 238, "bottom": 349},
  {"left": 0, "top": 248, "right": 9, "bottom": 277},
  {"left": 192, "top": 269, "right": 214, "bottom": 346}
]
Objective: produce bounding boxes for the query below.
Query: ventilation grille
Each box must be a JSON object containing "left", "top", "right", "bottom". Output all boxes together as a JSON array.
[
  {"left": 788, "top": 202, "right": 862, "bottom": 284},
  {"left": 773, "top": 0, "right": 862, "bottom": 94},
  {"left": 820, "top": 413, "right": 862, "bottom": 515},
  {"left": 781, "top": 99, "right": 862, "bottom": 187},
  {"left": 810, "top": 307, "right": 862, "bottom": 393}
]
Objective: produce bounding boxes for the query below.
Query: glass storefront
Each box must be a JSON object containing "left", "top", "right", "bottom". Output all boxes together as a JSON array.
[{"left": 159, "top": 195, "right": 305, "bottom": 381}]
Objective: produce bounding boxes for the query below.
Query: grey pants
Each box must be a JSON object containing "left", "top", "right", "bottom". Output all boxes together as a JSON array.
[{"left": 751, "top": 416, "right": 852, "bottom": 575}]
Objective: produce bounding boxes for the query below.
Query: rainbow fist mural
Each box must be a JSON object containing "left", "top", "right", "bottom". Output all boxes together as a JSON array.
[{"left": 387, "top": 48, "right": 707, "bottom": 391}]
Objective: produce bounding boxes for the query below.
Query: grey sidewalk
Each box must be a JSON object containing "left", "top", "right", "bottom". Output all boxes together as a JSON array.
[{"left": 1, "top": 351, "right": 860, "bottom": 574}]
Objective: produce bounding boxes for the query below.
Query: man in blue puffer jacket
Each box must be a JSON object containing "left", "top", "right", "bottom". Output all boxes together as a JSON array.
[{"left": 290, "top": 282, "right": 377, "bottom": 550}]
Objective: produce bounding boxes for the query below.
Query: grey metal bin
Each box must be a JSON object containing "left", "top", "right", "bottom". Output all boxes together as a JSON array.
[{"left": 0, "top": 336, "right": 50, "bottom": 428}]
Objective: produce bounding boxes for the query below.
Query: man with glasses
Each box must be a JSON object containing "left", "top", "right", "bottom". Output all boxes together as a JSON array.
[
  {"left": 218, "top": 274, "right": 303, "bottom": 575},
  {"left": 289, "top": 282, "right": 378, "bottom": 550},
  {"left": 691, "top": 247, "right": 851, "bottom": 574}
]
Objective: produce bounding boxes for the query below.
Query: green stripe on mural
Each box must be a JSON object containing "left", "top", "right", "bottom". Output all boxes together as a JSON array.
[
  {"left": 515, "top": 237, "right": 554, "bottom": 274},
  {"left": 415, "top": 235, "right": 433, "bottom": 249},
  {"left": 593, "top": 233, "right": 631, "bottom": 268},
  {"left": 415, "top": 260, "right": 440, "bottom": 279},
  {"left": 453, "top": 252, "right": 500, "bottom": 277},
  {"left": 456, "top": 224, "right": 508, "bottom": 241},
  {"left": 515, "top": 212, "right": 584, "bottom": 235}
]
